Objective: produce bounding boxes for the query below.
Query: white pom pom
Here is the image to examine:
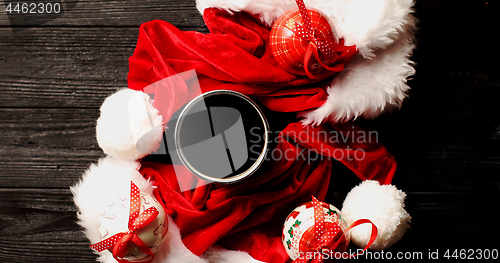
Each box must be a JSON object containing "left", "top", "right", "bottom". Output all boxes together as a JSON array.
[
  {"left": 96, "top": 89, "right": 163, "bottom": 160},
  {"left": 341, "top": 180, "right": 411, "bottom": 251}
]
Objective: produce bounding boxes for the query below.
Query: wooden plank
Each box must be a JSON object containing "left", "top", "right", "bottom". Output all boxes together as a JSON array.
[
  {"left": 0, "top": 189, "right": 96, "bottom": 262},
  {"left": 0, "top": 27, "right": 136, "bottom": 108},
  {"left": 397, "top": 192, "right": 500, "bottom": 249},
  {"left": 0, "top": 188, "right": 75, "bottom": 211},
  {"left": 0, "top": 0, "right": 493, "bottom": 29},
  {"left": 0, "top": 108, "right": 104, "bottom": 188},
  {"left": 331, "top": 191, "right": 500, "bottom": 255},
  {"left": 413, "top": 0, "right": 496, "bottom": 70},
  {"left": 1, "top": 0, "right": 206, "bottom": 28},
  {"left": 0, "top": 24, "right": 205, "bottom": 108}
]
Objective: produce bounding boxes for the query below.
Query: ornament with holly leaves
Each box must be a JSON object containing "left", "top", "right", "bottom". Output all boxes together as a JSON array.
[
  {"left": 286, "top": 239, "right": 292, "bottom": 249},
  {"left": 327, "top": 208, "right": 338, "bottom": 216}
]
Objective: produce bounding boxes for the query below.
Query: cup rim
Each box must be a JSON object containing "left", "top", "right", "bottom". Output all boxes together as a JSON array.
[{"left": 174, "top": 89, "right": 270, "bottom": 184}]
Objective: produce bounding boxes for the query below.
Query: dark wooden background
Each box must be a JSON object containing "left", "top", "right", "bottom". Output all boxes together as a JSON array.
[{"left": 0, "top": 0, "right": 498, "bottom": 262}]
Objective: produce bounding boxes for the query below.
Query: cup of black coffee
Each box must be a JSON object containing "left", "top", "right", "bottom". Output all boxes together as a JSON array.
[{"left": 174, "top": 90, "right": 269, "bottom": 184}]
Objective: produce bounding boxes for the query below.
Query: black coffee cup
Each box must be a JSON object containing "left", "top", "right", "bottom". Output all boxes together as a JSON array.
[{"left": 174, "top": 90, "right": 269, "bottom": 184}]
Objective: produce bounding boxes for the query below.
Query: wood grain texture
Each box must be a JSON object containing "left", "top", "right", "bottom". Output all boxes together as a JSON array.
[
  {"left": 0, "top": 0, "right": 499, "bottom": 262},
  {"left": 0, "top": 108, "right": 103, "bottom": 188},
  {"left": 1, "top": 0, "right": 206, "bottom": 27},
  {"left": 0, "top": 27, "right": 143, "bottom": 108},
  {"left": 0, "top": 188, "right": 96, "bottom": 262}
]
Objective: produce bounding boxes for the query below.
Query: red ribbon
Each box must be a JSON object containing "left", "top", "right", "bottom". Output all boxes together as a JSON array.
[
  {"left": 294, "top": 196, "right": 378, "bottom": 263},
  {"left": 293, "top": 0, "right": 358, "bottom": 79},
  {"left": 90, "top": 181, "right": 159, "bottom": 263}
]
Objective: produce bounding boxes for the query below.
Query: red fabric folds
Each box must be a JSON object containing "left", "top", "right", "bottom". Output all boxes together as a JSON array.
[
  {"left": 129, "top": 7, "right": 397, "bottom": 263},
  {"left": 140, "top": 122, "right": 396, "bottom": 263},
  {"left": 128, "top": 8, "right": 334, "bottom": 121}
]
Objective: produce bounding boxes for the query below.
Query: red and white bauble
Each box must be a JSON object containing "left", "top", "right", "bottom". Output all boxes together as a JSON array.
[
  {"left": 270, "top": 7, "right": 337, "bottom": 76},
  {"left": 282, "top": 201, "right": 350, "bottom": 260},
  {"left": 98, "top": 187, "right": 168, "bottom": 262}
]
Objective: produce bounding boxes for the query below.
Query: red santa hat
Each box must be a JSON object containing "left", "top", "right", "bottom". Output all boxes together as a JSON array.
[
  {"left": 72, "top": 0, "right": 416, "bottom": 262},
  {"left": 197, "top": 0, "right": 417, "bottom": 124}
]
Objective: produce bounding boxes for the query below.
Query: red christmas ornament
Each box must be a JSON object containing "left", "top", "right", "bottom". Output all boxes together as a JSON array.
[
  {"left": 283, "top": 196, "right": 378, "bottom": 262},
  {"left": 270, "top": 0, "right": 358, "bottom": 79}
]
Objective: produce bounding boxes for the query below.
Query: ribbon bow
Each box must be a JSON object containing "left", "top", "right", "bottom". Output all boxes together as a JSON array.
[
  {"left": 294, "top": 196, "right": 378, "bottom": 263},
  {"left": 90, "top": 181, "right": 159, "bottom": 263},
  {"left": 293, "top": 0, "right": 358, "bottom": 79}
]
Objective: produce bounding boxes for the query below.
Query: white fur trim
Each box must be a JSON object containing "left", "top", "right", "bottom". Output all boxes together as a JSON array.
[
  {"left": 197, "top": 0, "right": 292, "bottom": 30},
  {"left": 203, "top": 246, "right": 265, "bottom": 263},
  {"left": 71, "top": 156, "right": 263, "bottom": 263},
  {"left": 341, "top": 180, "right": 411, "bottom": 251},
  {"left": 96, "top": 89, "right": 163, "bottom": 160},
  {"left": 196, "top": 0, "right": 417, "bottom": 124},
  {"left": 70, "top": 156, "right": 150, "bottom": 262},
  {"left": 196, "top": 0, "right": 415, "bottom": 58},
  {"left": 301, "top": 20, "right": 416, "bottom": 124}
]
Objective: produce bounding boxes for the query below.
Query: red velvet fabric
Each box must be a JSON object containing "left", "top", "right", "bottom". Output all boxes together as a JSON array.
[
  {"left": 128, "top": 8, "right": 333, "bottom": 122},
  {"left": 129, "top": 8, "right": 397, "bottom": 263},
  {"left": 140, "top": 122, "right": 396, "bottom": 262}
]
